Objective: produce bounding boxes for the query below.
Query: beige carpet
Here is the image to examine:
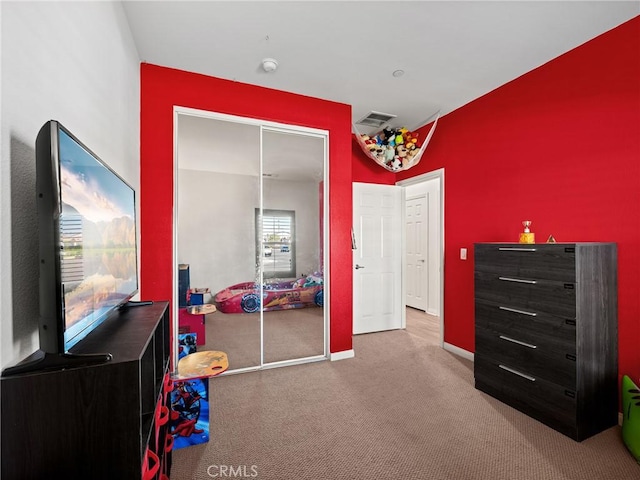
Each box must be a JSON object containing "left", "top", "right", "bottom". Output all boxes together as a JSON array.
[
  {"left": 171, "top": 310, "right": 639, "bottom": 479},
  {"left": 201, "top": 306, "right": 324, "bottom": 370}
]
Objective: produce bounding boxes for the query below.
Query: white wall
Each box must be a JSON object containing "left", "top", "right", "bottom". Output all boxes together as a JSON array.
[
  {"left": 178, "top": 169, "right": 260, "bottom": 295},
  {"left": 178, "top": 169, "right": 321, "bottom": 296},
  {"left": 0, "top": 2, "right": 140, "bottom": 369}
]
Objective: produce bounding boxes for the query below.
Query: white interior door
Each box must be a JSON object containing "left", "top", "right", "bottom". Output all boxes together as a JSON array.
[
  {"left": 353, "top": 182, "right": 403, "bottom": 334},
  {"left": 406, "top": 194, "right": 427, "bottom": 311},
  {"left": 401, "top": 173, "right": 442, "bottom": 318}
]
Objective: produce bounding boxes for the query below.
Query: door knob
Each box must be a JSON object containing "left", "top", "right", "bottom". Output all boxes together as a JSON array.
[{"left": 355, "top": 264, "right": 365, "bottom": 269}]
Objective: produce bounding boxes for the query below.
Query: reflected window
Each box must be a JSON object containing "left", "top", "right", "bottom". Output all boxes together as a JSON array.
[{"left": 256, "top": 209, "right": 295, "bottom": 278}]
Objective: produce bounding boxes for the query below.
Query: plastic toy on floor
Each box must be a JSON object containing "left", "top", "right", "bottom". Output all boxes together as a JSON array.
[
  {"left": 170, "top": 379, "right": 209, "bottom": 449},
  {"left": 622, "top": 375, "right": 640, "bottom": 462}
]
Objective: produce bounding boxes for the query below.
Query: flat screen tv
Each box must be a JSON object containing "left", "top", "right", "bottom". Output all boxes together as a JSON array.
[{"left": 3, "top": 120, "right": 142, "bottom": 375}]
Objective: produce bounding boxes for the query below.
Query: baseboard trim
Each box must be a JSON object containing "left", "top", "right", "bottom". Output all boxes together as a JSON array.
[
  {"left": 330, "top": 349, "right": 355, "bottom": 361},
  {"left": 443, "top": 342, "right": 474, "bottom": 362}
]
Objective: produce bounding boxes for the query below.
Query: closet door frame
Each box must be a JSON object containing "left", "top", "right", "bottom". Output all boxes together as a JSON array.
[{"left": 172, "top": 106, "right": 330, "bottom": 373}]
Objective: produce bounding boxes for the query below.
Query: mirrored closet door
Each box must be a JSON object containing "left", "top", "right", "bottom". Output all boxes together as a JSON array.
[
  {"left": 261, "top": 128, "right": 326, "bottom": 364},
  {"left": 175, "top": 109, "right": 328, "bottom": 373}
]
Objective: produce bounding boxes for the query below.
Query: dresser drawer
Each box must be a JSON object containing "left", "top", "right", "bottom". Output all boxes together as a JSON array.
[
  {"left": 474, "top": 354, "right": 577, "bottom": 431},
  {"left": 475, "top": 301, "right": 576, "bottom": 351},
  {"left": 475, "top": 318, "right": 576, "bottom": 389},
  {"left": 475, "top": 271, "right": 576, "bottom": 318},
  {"left": 474, "top": 244, "right": 576, "bottom": 282}
]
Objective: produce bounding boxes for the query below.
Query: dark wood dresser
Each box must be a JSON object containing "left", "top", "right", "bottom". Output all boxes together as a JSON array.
[
  {"left": 1, "top": 302, "right": 172, "bottom": 479},
  {"left": 473, "top": 243, "right": 618, "bottom": 441}
]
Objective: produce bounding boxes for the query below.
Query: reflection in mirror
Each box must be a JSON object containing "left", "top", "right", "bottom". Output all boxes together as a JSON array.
[
  {"left": 261, "top": 128, "right": 326, "bottom": 364},
  {"left": 176, "top": 113, "right": 328, "bottom": 373},
  {"left": 177, "top": 114, "right": 261, "bottom": 371},
  {"left": 256, "top": 208, "right": 296, "bottom": 278}
]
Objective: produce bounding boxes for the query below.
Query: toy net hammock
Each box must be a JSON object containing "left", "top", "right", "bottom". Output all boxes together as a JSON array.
[{"left": 353, "top": 110, "right": 440, "bottom": 172}]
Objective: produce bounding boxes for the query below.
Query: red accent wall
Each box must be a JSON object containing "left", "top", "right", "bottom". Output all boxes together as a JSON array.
[
  {"left": 398, "top": 17, "right": 640, "bottom": 381},
  {"left": 140, "top": 64, "right": 353, "bottom": 354}
]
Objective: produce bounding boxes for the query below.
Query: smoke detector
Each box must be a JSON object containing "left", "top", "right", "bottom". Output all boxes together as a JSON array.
[{"left": 262, "top": 58, "right": 278, "bottom": 73}]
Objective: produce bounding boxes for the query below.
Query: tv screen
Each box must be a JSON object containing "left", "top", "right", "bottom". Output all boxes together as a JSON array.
[{"left": 38, "top": 120, "right": 139, "bottom": 354}]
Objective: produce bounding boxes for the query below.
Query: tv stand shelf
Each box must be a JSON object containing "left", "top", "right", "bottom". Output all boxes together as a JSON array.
[{"left": 1, "top": 301, "right": 172, "bottom": 479}]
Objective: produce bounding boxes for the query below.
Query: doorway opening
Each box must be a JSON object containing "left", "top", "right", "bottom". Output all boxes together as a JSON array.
[{"left": 398, "top": 168, "right": 444, "bottom": 348}]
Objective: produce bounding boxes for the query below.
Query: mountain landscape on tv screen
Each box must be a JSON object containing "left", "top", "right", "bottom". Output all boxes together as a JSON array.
[{"left": 62, "top": 209, "right": 136, "bottom": 328}]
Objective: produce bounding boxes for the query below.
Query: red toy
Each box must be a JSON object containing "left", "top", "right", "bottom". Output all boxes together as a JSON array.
[{"left": 213, "top": 273, "right": 323, "bottom": 313}]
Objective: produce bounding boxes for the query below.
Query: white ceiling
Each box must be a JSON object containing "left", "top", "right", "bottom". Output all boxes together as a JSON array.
[
  {"left": 122, "top": 1, "right": 638, "bottom": 132},
  {"left": 123, "top": 1, "right": 638, "bottom": 177}
]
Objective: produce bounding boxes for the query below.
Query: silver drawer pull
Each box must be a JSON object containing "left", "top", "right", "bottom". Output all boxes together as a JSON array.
[
  {"left": 499, "top": 364, "right": 536, "bottom": 381},
  {"left": 499, "top": 335, "right": 537, "bottom": 349},
  {"left": 499, "top": 306, "right": 537, "bottom": 317},
  {"left": 499, "top": 276, "right": 537, "bottom": 284},
  {"left": 498, "top": 247, "right": 537, "bottom": 252}
]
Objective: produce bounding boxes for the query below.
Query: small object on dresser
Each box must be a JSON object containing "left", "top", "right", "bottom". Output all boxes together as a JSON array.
[
  {"left": 519, "top": 220, "right": 535, "bottom": 244},
  {"left": 547, "top": 234, "right": 556, "bottom": 243}
]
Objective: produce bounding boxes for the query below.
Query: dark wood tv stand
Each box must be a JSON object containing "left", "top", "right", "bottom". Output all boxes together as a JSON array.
[{"left": 1, "top": 301, "right": 172, "bottom": 479}]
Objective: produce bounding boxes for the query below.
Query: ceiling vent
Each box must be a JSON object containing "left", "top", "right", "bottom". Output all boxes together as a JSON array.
[{"left": 355, "top": 111, "right": 397, "bottom": 129}]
